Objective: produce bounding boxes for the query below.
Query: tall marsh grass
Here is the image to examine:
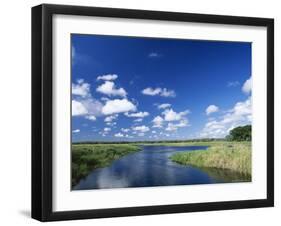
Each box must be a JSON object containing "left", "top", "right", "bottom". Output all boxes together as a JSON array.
[
  {"left": 72, "top": 144, "right": 140, "bottom": 187},
  {"left": 171, "top": 142, "right": 251, "bottom": 176}
]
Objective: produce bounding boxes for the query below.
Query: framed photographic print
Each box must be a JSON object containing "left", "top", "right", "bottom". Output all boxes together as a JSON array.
[{"left": 32, "top": 4, "right": 274, "bottom": 221}]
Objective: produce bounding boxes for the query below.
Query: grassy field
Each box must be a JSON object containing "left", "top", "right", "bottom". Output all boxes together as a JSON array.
[
  {"left": 170, "top": 142, "right": 251, "bottom": 178},
  {"left": 72, "top": 144, "right": 140, "bottom": 187}
]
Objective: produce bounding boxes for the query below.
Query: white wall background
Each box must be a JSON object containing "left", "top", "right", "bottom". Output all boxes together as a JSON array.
[{"left": 0, "top": 0, "right": 279, "bottom": 225}]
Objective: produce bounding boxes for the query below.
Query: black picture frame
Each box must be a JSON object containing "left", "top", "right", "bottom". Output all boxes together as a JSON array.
[{"left": 32, "top": 3, "right": 274, "bottom": 222}]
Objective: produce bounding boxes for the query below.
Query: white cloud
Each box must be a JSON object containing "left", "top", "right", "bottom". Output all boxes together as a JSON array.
[
  {"left": 157, "top": 103, "right": 171, "bottom": 109},
  {"left": 100, "top": 97, "right": 110, "bottom": 102},
  {"left": 166, "top": 123, "right": 178, "bottom": 131},
  {"left": 114, "top": 133, "right": 124, "bottom": 137},
  {"left": 106, "top": 122, "right": 117, "bottom": 127},
  {"left": 176, "top": 119, "right": 189, "bottom": 127},
  {"left": 99, "top": 130, "right": 108, "bottom": 137},
  {"left": 132, "top": 125, "right": 150, "bottom": 133},
  {"left": 97, "top": 74, "right": 118, "bottom": 81},
  {"left": 152, "top": 131, "right": 156, "bottom": 134},
  {"left": 152, "top": 116, "right": 164, "bottom": 128},
  {"left": 165, "top": 119, "right": 189, "bottom": 131},
  {"left": 85, "top": 115, "right": 96, "bottom": 121},
  {"left": 72, "top": 79, "right": 90, "bottom": 97},
  {"left": 142, "top": 87, "right": 176, "bottom": 97},
  {"left": 125, "top": 134, "right": 133, "bottom": 138},
  {"left": 72, "top": 129, "right": 80, "bottom": 133},
  {"left": 242, "top": 77, "right": 252, "bottom": 94},
  {"left": 134, "top": 118, "right": 143, "bottom": 122},
  {"left": 104, "top": 127, "right": 111, "bottom": 132},
  {"left": 148, "top": 52, "right": 161, "bottom": 58},
  {"left": 206, "top": 105, "right": 219, "bottom": 115},
  {"left": 199, "top": 97, "right": 251, "bottom": 138},
  {"left": 161, "top": 88, "right": 176, "bottom": 97},
  {"left": 121, "top": 128, "right": 130, "bottom": 133},
  {"left": 125, "top": 111, "right": 149, "bottom": 118},
  {"left": 96, "top": 81, "right": 127, "bottom": 97},
  {"left": 223, "top": 98, "right": 251, "bottom": 123},
  {"left": 104, "top": 114, "right": 118, "bottom": 122},
  {"left": 102, "top": 99, "right": 136, "bottom": 115},
  {"left": 138, "top": 133, "right": 145, "bottom": 137},
  {"left": 142, "top": 87, "right": 161, "bottom": 96},
  {"left": 72, "top": 100, "right": 88, "bottom": 116},
  {"left": 72, "top": 79, "right": 104, "bottom": 121},
  {"left": 81, "top": 98, "right": 103, "bottom": 117},
  {"left": 162, "top": 109, "right": 189, "bottom": 121}
]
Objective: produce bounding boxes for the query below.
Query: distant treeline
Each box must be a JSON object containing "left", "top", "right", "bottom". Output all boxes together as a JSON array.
[{"left": 73, "top": 138, "right": 225, "bottom": 145}]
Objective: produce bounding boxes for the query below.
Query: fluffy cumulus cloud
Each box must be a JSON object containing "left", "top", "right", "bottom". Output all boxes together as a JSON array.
[
  {"left": 80, "top": 98, "right": 103, "bottom": 117},
  {"left": 165, "top": 119, "right": 189, "bottom": 131},
  {"left": 96, "top": 81, "right": 127, "bottom": 97},
  {"left": 162, "top": 109, "right": 189, "bottom": 121},
  {"left": 152, "top": 116, "right": 164, "bottom": 128},
  {"left": 72, "top": 129, "right": 80, "bottom": 133},
  {"left": 102, "top": 99, "right": 136, "bottom": 115},
  {"left": 132, "top": 125, "right": 150, "bottom": 133},
  {"left": 200, "top": 97, "right": 251, "bottom": 138},
  {"left": 97, "top": 74, "right": 118, "bottom": 81},
  {"left": 142, "top": 87, "right": 161, "bottom": 96},
  {"left": 72, "top": 100, "right": 88, "bottom": 116},
  {"left": 114, "top": 132, "right": 124, "bottom": 137},
  {"left": 151, "top": 108, "right": 190, "bottom": 131},
  {"left": 165, "top": 123, "right": 178, "bottom": 132},
  {"left": 121, "top": 128, "right": 130, "bottom": 133},
  {"left": 72, "top": 79, "right": 104, "bottom": 121},
  {"left": 161, "top": 89, "right": 176, "bottom": 97},
  {"left": 106, "top": 121, "right": 117, "bottom": 127},
  {"left": 104, "top": 114, "right": 118, "bottom": 122},
  {"left": 157, "top": 103, "right": 171, "bottom": 109},
  {"left": 242, "top": 77, "right": 252, "bottom": 94},
  {"left": 85, "top": 115, "right": 96, "bottom": 121},
  {"left": 134, "top": 118, "right": 143, "bottom": 122},
  {"left": 104, "top": 127, "right": 111, "bottom": 132},
  {"left": 206, "top": 105, "right": 219, "bottom": 115},
  {"left": 72, "top": 79, "right": 91, "bottom": 97},
  {"left": 142, "top": 87, "right": 176, "bottom": 97},
  {"left": 125, "top": 111, "right": 149, "bottom": 118}
]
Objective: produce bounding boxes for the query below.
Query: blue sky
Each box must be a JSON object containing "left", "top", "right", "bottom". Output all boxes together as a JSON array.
[{"left": 71, "top": 34, "right": 252, "bottom": 142}]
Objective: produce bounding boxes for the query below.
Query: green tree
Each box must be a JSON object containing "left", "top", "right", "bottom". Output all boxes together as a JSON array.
[{"left": 226, "top": 125, "right": 251, "bottom": 141}]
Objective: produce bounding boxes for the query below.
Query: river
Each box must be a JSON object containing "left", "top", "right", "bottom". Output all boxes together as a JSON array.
[{"left": 74, "top": 145, "right": 248, "bottom": 190}]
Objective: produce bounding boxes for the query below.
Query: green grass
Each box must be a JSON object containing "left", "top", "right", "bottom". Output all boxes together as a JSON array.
[
  {"left": 170, "top": 142, "right": 251, "bottom": 177},
  {"left": 72, "top": 144, "right": 140, "bottom": 187}
]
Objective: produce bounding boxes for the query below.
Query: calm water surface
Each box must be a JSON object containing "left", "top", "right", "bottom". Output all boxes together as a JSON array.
[{"left": 74, "top": 145, "right": 247, "bottom": 190}]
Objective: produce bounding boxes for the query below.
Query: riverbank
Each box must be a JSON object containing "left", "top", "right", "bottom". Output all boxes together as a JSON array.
[
  {"left": 170, "top": 142, "right": 251, "bottom": 177},
  {"left": 72, "top": 144, "right": 140, "bottom": 187}
]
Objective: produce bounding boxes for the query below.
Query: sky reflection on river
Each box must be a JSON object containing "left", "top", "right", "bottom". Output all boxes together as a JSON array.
[{"left": 74, "top": 145, "right": 247, "bottom": 190}]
